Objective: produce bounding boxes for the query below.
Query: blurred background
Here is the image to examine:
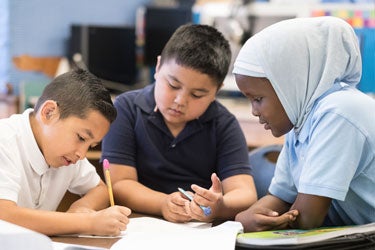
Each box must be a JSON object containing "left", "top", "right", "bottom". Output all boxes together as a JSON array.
[{"left": 0, "top": 0, "right": 374, "bottom": 117}]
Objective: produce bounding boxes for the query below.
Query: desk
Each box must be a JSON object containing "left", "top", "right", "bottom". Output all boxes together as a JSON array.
[{"left": 51, "top": 236, "right": 119, "bottom": 249}]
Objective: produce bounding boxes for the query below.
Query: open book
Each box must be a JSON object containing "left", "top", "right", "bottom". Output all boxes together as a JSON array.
[{"left": 236, "top": 222, "right": 375, "bottom": 248}]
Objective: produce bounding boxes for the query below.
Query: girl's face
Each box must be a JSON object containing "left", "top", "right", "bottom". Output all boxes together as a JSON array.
[
  {"left": 235, "top": 75, "right": 293, "bottom": 137},
  {"left": 154, "top": 58, "right": 218, "bottom": 134}
]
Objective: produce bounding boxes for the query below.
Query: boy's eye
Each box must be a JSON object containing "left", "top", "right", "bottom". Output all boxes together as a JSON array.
[
  {"left": 77, "top": 134, "right": 86, "bottom": 142},
  {"left": 191, "top": 93, "right": 204, "bottom": 99},
  {"left": 168, "top": 82, "right": 179, "bottom": 89}
]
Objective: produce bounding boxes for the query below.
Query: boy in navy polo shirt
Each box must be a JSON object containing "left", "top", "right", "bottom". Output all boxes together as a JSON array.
[{"left": 101, "top": 24, "right": 257, "bottom": 223}]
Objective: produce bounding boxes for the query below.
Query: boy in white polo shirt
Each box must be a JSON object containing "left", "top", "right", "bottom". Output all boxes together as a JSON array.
[{"left": 0, "top": 69, "right": 131, "bottom": 236}]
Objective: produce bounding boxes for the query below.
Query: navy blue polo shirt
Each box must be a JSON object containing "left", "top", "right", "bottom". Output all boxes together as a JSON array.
[{"left": 101, "top": 84, "right": 252, "bottom": 194}]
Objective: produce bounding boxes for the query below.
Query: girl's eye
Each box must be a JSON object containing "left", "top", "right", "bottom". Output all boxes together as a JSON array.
[{"left": 254, "top": 97, "right": 262, "bottom": 102}]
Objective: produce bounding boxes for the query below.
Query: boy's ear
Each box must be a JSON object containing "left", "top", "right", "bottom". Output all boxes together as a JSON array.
[
  {"left": 154, "top": 56, "right": 162, "bottom": 80},
  {"left": 40, "top": 100, "right": 59, "bottom": 123},
  {"left": 155, "top": 56, "right": 162, "bottom": 72}
]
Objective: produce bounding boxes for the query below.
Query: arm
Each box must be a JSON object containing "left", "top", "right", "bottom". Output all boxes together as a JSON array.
[
  {"left": 110, "top": 163, "right": 191, "bottom": 222},
  {"left": 67, "top": 180, "right": 110, "bottom": 213},
  {"left": 190, "top": 173, "right": 257, "bottom": 221},
  {"left": 0, "top": 199, "right": 130, "bottom": 236},
  {"left": 289, "top": 193, "right": 332, "bottom": 229},
  {"left": 235, "top": 194, "right": 298, "bottom": 232}
]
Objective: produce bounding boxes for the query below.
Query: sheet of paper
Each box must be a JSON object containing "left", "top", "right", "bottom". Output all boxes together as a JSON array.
[
  {"left": 110, "top": 217, "right": 242, "bottom": 250},
  {"left": 57, "top": 216, "right": 211, "bottom": 239},
  {"left": 0, "top": 219, "right": 53, "bottom": 250},
  {"left": 126, "top": 216, "right": 212, "bottom": 232}
]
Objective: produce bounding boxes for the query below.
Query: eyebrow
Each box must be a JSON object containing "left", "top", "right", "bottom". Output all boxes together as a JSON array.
[
  {"left": 84, "top": 129, "right": 94, "bottom": 140},
  {"left": 168, "top": 74, "right": 210, "bottom": 93}
]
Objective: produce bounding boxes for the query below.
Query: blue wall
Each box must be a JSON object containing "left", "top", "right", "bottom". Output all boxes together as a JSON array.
[{"left": 8, "top": 0, "right": 151, "bottom": 94}]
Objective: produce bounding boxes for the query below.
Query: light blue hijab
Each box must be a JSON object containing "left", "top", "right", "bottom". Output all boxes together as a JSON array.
[{"left": 233, "top": 16, "right": 362, "bottom": 132}]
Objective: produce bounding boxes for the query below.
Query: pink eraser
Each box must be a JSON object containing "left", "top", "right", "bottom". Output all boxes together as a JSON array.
[{"left": 103, "top": 159, "right": 110, "bottom": 170}]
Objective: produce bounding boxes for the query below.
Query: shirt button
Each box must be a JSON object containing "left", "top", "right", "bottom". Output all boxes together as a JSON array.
[{"left": 171, "top": 144, "right": 176, "bottom": 148}]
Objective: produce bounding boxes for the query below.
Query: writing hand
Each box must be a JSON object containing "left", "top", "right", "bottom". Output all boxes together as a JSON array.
[{"left": 89, "top": 205, "right": 131, "bottom": 236}]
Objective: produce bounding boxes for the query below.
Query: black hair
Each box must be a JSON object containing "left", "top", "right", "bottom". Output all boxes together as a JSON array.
[
  {"left": 160, "top": 24, "right": 231, "bottom": 87},
  {"left": 34, "top": 69, "right": 116, "bottom": 123}
]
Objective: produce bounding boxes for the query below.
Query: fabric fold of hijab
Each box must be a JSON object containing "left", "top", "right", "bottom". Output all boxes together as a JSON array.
[{"left": 233, "top": 16, "right": 362, "bottom": 132}]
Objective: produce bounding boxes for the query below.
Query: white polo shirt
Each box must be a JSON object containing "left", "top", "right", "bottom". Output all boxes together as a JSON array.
[{"left": 0, "top": 109, "right": 101, "bottom": 211}]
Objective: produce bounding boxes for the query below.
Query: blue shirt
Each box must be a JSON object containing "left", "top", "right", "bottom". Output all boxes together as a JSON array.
[
  {"left": 101, "top": 84, "right": 252, "bottom": 194},
  {"left": 269, "top": 84, "right": 375, "bottom": 225}
]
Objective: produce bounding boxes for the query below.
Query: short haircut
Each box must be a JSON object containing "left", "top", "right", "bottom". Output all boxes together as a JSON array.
[
  {"left": 160, "top": 23, "right": 231, "bottom": 87},
  {"left": 34, "top": 69, "right": 117, "bottom": 123}
]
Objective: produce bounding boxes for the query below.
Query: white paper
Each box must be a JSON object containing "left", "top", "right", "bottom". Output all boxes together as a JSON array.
[
  {"left": 111, "top": 217, "right": 243, "bottom": 250},
  {"left": 0, "top": 219, "right": 53, "bottom": 250},
  {"left": 62, "top": 217, "right": 211, "bottom": 239}
]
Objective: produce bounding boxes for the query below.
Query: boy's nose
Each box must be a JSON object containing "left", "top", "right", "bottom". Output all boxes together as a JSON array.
[
  {"left": 174, "top": 94, "right": 186, "bottom": 105},
  {"left": 75, "top": 146, "right": 88, "bottom": 161}
]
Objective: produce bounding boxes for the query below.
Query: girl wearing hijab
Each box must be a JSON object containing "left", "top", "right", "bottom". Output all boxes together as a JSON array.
[{"left": 233, "top": 16, "right": 375, "bottom": 232}]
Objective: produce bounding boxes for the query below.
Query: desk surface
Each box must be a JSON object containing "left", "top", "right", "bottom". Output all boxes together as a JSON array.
[{"left": 51, "top": 236, "right": 119, "bottom": 249}]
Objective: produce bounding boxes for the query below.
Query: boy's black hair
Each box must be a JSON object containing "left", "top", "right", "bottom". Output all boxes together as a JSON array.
[
  {"left": 34, "top": 69, "right": 117, "bottom": 123},
  {"left": 160, "top": 23, "right": 231, "bottom": 87}
]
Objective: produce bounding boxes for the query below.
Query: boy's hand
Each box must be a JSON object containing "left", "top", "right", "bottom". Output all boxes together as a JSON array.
[
  {"left": 160, "top": 192, "right": 192, "bottom": 223},
  {"left": 190, "top": 173, "right": 223, "bottom": 222},
  {"left": 88, "top": 205, "right": 131, "bottom": 236},
  {"left": 236, "top": 205, "right": 298, "bottom": 232}
]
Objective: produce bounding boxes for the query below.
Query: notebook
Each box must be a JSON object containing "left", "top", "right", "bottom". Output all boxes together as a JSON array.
[{"left": 236, "top": 222, "right": 375, "bottom": 250}]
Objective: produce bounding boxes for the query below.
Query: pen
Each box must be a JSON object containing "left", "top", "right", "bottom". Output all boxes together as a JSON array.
[
  {"left": 103, "top": 159, "right": 115, "bottom": 206},
  {"left": 178, "top": 187, "right": 211, "bottom": 216}
]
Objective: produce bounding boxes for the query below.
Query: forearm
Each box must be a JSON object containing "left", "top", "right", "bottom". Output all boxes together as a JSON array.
[
  {"left": 0, "top": 202, "right": 93, "bottom": 236},
  {"left": 257, "top": 194, "right": 291, "bottom": 213},
  {"left": 113, "top": 179, "right": 167, "bottom": 216},
  {"left": 68, "top": 182, "right": 109, "bottom": 212},
  {"left": 235, "top": 194, "right": 293, "bottom": 232},
  {"left": 218, "top": 188, "right": 257, "bottom": 220}
]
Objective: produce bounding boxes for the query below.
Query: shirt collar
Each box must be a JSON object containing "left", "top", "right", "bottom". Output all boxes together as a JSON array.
[{"left": 22, "top": 109, "right": 50, "bottom": 175}]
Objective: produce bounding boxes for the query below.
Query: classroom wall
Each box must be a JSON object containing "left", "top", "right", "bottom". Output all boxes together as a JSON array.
[{"left": 8, "top": 0, "right": 152, "bottom": 94}]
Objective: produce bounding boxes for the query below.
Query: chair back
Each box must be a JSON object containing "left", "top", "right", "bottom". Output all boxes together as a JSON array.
[{"left": 249, "top": 144, "right": 283, "bottom": 198}]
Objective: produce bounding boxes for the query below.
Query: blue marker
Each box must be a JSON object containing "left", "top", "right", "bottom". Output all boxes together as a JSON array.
[{"left": 178, "top": 187, "right": 211, "bottom": 216}]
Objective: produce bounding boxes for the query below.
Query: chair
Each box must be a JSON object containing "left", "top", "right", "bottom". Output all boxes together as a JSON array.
[{"left": 249, "top": 144, "right": 283, "bottom": 199}]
